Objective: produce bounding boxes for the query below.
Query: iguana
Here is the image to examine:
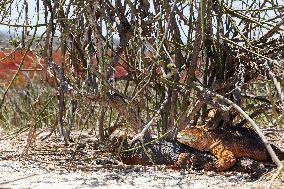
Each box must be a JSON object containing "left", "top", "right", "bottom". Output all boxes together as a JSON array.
[
  {"left": 177, "top": 125, "right": 284, "bottom": 171},
  {"left": 109, "top": 135, "right": 271, "bottom": 178}
]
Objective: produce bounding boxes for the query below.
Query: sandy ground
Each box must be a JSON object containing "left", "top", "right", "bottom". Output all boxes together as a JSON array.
[
  {"left": 1, "top": 160, "right": 283, "bottom": 189},
  {"left": 0, "top": 128, "right": 283, "bottom": 189}
]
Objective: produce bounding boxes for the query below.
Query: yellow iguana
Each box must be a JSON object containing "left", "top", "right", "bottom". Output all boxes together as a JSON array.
[{"left": 177, "top": 125, "right": 284, "bottom": 171}]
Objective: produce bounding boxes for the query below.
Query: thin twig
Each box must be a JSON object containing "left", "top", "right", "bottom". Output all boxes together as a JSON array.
[{"left": 130, "top": 86, "right": 169, "bottom": 143}]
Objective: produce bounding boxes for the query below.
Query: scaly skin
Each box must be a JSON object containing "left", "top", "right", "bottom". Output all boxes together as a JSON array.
[
  {"left": 109, "top": 136, "right": 271, "bottom": 176},
  {"left": 177, "top": 125, "right": 284, "bottom": 171}
]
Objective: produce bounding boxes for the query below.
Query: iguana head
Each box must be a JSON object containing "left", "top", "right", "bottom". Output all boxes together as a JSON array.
[{"left": 177, "top": 125, "right": 209, "bottom": 150}]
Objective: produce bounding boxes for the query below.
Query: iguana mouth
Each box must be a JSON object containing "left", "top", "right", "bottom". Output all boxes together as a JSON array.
[{"left": 176, "top": 129, "right": 197, "bottom": 144}]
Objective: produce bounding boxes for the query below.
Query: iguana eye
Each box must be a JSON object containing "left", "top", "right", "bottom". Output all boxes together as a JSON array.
[{"left": 181, "top": 130, "right": 188, "bottom": 135}]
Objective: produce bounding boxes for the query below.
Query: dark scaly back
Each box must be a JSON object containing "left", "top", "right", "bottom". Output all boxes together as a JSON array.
[
  {"left": 209, "top": 126, "right": 269, "bottom": 161},
  {"left": 226, "top": 126, "right": 284, "bottom": 160},
  {"left": 214, "top": 126, "right": 284, "bottom": 161}
]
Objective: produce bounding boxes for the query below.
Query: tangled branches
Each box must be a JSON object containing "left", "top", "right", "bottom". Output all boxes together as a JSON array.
[{"left": 0, "top": 1, "right": 283, "bottom": 164}]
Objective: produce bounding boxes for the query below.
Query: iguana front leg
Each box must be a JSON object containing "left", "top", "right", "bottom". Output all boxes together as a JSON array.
[
  {"left": 174, "top": 153, "right": 192, "bottom": 169},
  {"left": 211, "top": 145, "right": 236, "bottom": 171},
  {"left": 175, "top": 153, "right": 216, "bottom": 171}
]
